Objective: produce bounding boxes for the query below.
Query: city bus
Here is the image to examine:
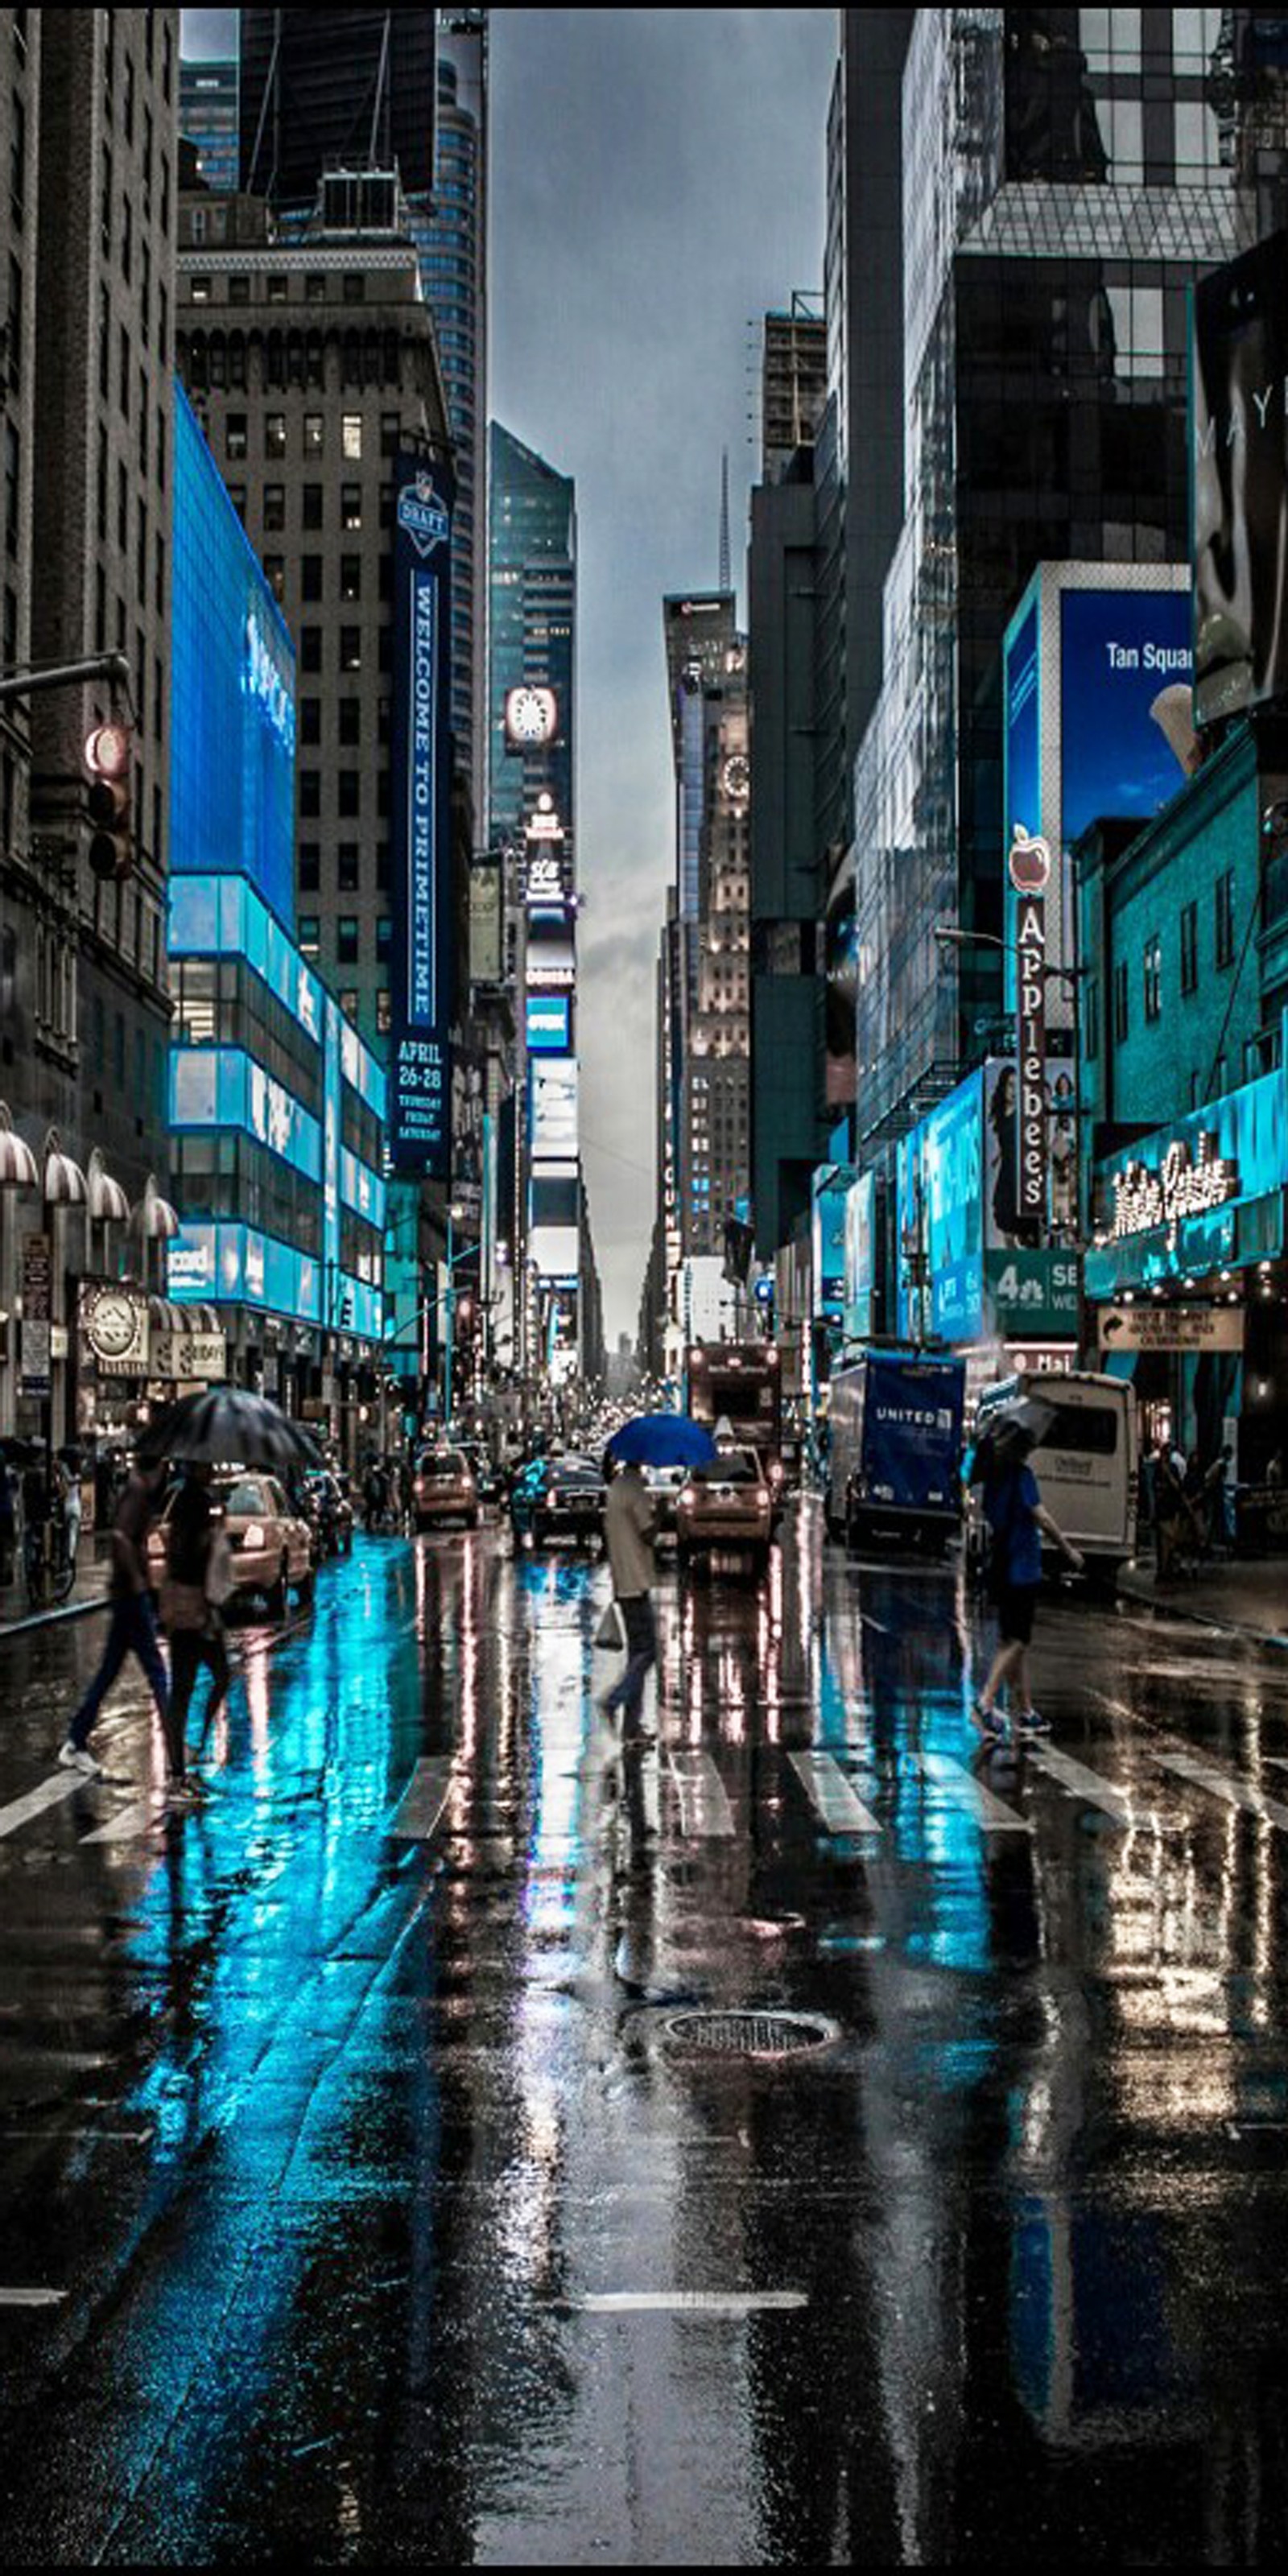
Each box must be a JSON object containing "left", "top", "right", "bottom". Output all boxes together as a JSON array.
[{"left": 687, "top": 1340, "right": 782, "bottom": 1467}]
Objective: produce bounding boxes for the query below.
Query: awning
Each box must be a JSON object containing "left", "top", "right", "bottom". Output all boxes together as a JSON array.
[
  {"left": 0, "top": 1106, "right": 37, "bottom": 1191},
  {"left": 87, "top": 1149, "right": 130, "bottom": 1224},
  {"left": 134, "top": 1174, "right": 180, "bottom": 1241},
  {"left": 148, "top": 1297, "right": 188, "bottom": 1333},
  {"left": 43, "top": 1129, "right": 87, "bottom": 1205}
]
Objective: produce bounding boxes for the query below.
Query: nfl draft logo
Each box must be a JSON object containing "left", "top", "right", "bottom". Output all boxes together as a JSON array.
[{"left": 398, "top": 470, "right": 450, "bottom": 558}]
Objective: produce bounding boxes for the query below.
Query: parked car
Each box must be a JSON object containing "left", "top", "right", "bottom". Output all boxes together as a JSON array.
[
  {"left": 148, "top": 1470, "right": 314, "bottom": 1615},
  {"left": 509, "top": 1452, "right": 606, "bottom": 1550},
  {"left": 675, "top": 1446, "right": 774, "bottom": 1576},
  {"left": 413, "top": 1447, "right": 480, "bottom": 1532}
]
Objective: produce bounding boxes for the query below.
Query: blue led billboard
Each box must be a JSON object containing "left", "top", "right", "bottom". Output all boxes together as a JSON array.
[
  {"left": 526, "top": 993, "right": 572, "bottom": 1055},
  {"left": 388, "top": 453, "right": 455, "bottom": 1175},
  {"left": 171, "top": 386, "right": 297, "bottom": 931},
  {"left": 1059, "top": 588, "right": 1193, "bottom": 846}
]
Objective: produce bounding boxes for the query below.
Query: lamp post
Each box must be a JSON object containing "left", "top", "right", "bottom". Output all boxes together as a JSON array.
[{"left": 442, "top": 1202, "right": 474, "bottom": 1435}]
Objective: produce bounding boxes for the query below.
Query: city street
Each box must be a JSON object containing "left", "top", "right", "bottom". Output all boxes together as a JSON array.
[{"left": 2, "top": 1510, "right": 1288, "bottom": 2561}]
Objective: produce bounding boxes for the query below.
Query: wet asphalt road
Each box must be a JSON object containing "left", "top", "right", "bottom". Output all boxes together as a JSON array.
[{"left": 2, "top": 1505, "right": 1288, "bottom": 2562}]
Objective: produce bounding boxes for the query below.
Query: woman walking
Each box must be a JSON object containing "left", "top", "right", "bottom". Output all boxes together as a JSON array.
[
  {"left": 159, "top": 1466, "right": 231, "bottom": 1798},
  {"left": 972, "top": 1435, "right": 1083, "bottom": 1745}
]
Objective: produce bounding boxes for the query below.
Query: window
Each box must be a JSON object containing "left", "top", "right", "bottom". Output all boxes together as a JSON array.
[
  {"left": 228, "top": 273, "right": 250, "bottom": 307},
  {"left": 380, "top": 411, "right": 400, "bottom": 456},
  {"left": 299, "top": 770, "right": 320, "bottom": 818},
  {"left": 305, "top": 272, "right": 327, "bottom": 303},
  {"left": 263, "top": 483, "right": 285, "bottom": 531},
  {"left": 1143, "top": 935, "right": 1162, "bottom": 1024},
  {"left": 225, "top": 414, "right": 247, "bottom": 460},
  {"left": 341, "top": 272, "right": 366, "bottom": 303},
  {"left": 337, "top": 917, "right": 359, "bottom": 964},
  {"left": 98, "top": 280, "right": 110, "bottom": 397},
  {"left": 338, "top": 698, "right": 361, "bottom": 745},
  {"left": 262, "top": 554, "right": 285, "bottom": 604},
  {"left": 303, "top": 413, "right": 324, "bottom": 456},
  {"left": 1215, "top": 866, "right": 1235, "bottom": 969},
  {"left": 265, "top": 413, "right": 287, "bottom": 459},
  {"left": 299, "top": 698, "right": 320, "bottom": 746},
  {"left": 299, "top": 626, "right": 321, "bottom": 672},
  {"left": 298, "top": 917, "right": 320, "bottom": 956},
  {"left": 340, "top": 554, "right": 361, "bottom": 601},
  {"left": 341, "top": 413, "right": 362, "bottom": 460},
  {"left": 341, "top": 481, "right": 361, "bottom": 530},
  {"left": 337, "top": 844, "right": 360, "bottom": 891},
  {"left": 1180, "top": 899, "right": 1198, "bottom": 997},
  {"left": 299, "top": 843, "right": 320, "bottom": 893},
  {"left": 340, "top": 990, "right": 360, "bottom": 1023},
  {"left": 1113, "top": 959, "right": 1129, "bottom": 1044},
  {"left": 302, "top": 482, "right": 323, "bottom": 529},
  {"left": 377, "top": 989, "right": 391, "bottom": 1034},
  {"left": 376, "top": 915, "right": 391, "bottom": 958},
  {"left": 301, "top": 555, "right": 322, "bottom": 602},
  {"left": 339, "top": 626, "right": 361, "bottom": 672},
  {"left": 266, "top": 273, "right": 288, "bottom": 304},
  {"left": 226, "top": 484, "right": 246, "bottom": 521},
  {"left": 337, "top": 769, "right": 361, "bottom": 816}
]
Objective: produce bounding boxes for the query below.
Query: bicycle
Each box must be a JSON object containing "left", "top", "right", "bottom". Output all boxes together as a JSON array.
[{"left": 23, "top": 1513, "right": 76, "bottom": 1611}]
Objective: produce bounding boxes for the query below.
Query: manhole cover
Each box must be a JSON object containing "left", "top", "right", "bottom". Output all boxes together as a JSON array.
[{"left": 663, "top": 2008, "right": 840, "bottom": 2059}]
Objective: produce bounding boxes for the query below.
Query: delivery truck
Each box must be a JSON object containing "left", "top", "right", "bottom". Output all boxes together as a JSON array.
[{"left": 826, "top": 1348, "right": 966, "bottom": 1554}]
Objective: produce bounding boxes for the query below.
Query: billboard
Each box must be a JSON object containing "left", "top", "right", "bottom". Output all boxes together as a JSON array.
[
  {"left": 898, "top": 1063, "right": 1081, "bottom": 1344},
  {"left": 388, "top": 452, "right": 456, "bottom": 1175},
  {"left": 844, "top": 1170, "right": 877, "bottom": 1344},
  {"left": 171, "top": 386, "right": 297, "bottom": 931},
  {"left": 530, "top": 1060, "right": 579, "bottom": 1161},
  {"left": 811, "top": 1167, "right": 850, "bottom": 1327},
  {"left": 1193, "top": 233, "right": 1288, "bottom": 727},
  {"left": 526, "top": 993, "right": 572, "bottom": 1055}
]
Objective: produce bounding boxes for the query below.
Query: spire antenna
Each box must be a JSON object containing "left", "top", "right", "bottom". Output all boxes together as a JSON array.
[{"left": 719, "top": 449, "right": 731, "bottom": 596}]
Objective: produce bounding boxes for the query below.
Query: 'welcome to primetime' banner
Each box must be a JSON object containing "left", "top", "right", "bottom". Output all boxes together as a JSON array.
[{"left": 388, "top": 453, "right": 456, "bottom": 1176}]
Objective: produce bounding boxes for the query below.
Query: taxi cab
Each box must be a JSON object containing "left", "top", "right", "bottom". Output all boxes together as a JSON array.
[
  {"left": 413, "top": 1447, "right": 480, "bottom": 1532},
  {"left": 675, "top": 1446, "right": 774, "bottom": 1576},
  {"left": 148, "top": 1470, "right": 314, "bottom": 1615}
]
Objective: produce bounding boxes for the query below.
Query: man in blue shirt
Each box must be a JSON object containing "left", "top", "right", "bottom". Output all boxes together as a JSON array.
[{"left": 972, "top": 1449, "right": 1083, "bottom": 1744}]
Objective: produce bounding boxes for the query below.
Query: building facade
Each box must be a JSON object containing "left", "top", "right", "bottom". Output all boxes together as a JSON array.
[
  {"left": 419, "top": 13, "right": 489, "bottom": 828},
  {"left": 180, "top": 54, "right": 238, "bottom": 193}
]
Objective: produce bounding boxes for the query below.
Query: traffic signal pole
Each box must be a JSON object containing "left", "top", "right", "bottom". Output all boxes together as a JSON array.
[{"left": 0, "top": 650, "right": 134, "bottom": 712}]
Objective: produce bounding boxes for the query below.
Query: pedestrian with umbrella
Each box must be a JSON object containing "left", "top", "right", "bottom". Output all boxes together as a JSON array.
[
  {"left": 971, "top": 1397, "right": 1084, "bottom": 1747},
  {"left": 597, "top": 1416, "right": 716, "bottom": 1744}
]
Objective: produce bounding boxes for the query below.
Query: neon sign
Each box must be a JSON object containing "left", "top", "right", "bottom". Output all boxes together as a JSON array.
[{"left": 1112, "top": 1133, "right": 1241, "bottom": 1249}]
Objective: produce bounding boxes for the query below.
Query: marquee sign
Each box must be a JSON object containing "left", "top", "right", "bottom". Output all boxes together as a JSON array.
[
  {"left": 1010, "top": 827, "right": 1052, "bottom": 1226},
  {"left": 388, "top": 452, "right": 455, "bottom": 1176},
  {"left": 1112, "top": 1133, "right": 1241, "bottom": 1250}
]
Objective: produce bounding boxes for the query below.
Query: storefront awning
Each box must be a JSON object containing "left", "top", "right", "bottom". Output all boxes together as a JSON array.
[{"left": 0, "top": 1105, "right": 37, "bottom": 1191}]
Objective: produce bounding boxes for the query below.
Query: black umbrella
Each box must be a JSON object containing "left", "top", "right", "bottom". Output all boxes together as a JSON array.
[{"left": 135, "top": 1387, "right": 323, "bottom": 1472}]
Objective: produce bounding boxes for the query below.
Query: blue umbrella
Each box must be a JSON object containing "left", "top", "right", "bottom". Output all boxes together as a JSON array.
[{"left": 608, "top": 1414, "right": 718, "bottom": 1470}]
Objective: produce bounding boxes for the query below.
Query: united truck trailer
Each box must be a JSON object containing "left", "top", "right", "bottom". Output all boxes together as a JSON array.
[{"left": 826, "top": 1349, "right": 966, "bottom": 1554}]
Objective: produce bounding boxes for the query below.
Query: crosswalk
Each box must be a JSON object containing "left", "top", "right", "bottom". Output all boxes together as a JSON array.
[{"left": 7, "top": 1729, "right": 1288, "bottom": 1857}]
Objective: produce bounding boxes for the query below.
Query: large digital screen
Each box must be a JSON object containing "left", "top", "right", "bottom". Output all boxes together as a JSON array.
[
  {"left": 526, "top": 993, "right": 572, "bottom": 1055},
  {"left": 530, "top": 1060, "right": 579, "bottom": 1161},
  {"left": 388, "top": 452, "right": 456, "bottom": 1175},
  {"left": 171, "top": 386, "right": 297, "bottom": 932},
  {"left": 1193, "top": 232, "right": 1288, "bottom": 726},
  {"left": 1059, "top": 588, "right": 1193, "bottom": 844}
]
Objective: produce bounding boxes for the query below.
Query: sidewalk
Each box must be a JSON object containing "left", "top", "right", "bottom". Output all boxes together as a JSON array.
[
  {"left": 0, "top": 1534, "right": 114, "bottom": 1638},
  {"left": 1118, "top": 1555, "right": 1288, "bottom": 1649}
]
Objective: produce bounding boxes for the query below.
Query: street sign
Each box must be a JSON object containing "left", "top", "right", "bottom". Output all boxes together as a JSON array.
[
  {"left": 1097, "top": 1303, "right": 1245, "bottom": 1354},
  {"left": 20, "top": 1319, "right": 50, "bottom": 1396},
  {"left": 22, "top": 1233, "right": 51, "bottom": 1322}
]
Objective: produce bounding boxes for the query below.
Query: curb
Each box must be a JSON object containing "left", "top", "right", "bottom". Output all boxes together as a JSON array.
[
  {"left": 1117, "top": 1571, "right": 1288, "bottom": 1652},
  {"left": 0, "top": 1593, "right": 111, "bottom": 1642}
]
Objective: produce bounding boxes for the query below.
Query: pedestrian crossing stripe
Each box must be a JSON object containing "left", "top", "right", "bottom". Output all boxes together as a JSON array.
[
  {"left": 1154, "top": 1751, "right": 1288, "bottom": 1833},
  {"left": 667, "top": 1751, "right": 734, "bottom": 1839},
  {"left": 0, "top": 1773, "right": 89, "bottom": 1841},
  {"left": 791, "top": 1751, "right": 881, "bottom": 1836},
  {"left": 913, "top": 1751, "right": 1033, "bottom": 1834}
]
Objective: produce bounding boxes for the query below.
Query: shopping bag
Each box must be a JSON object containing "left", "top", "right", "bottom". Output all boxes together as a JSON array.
[{"left": 594, "top": 1599, "right": 626, "bottom": 1652}]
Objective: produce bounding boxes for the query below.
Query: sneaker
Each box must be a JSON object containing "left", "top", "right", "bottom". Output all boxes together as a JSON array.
[
  {"left": 1014, "top": 1710, "right": 1051, "bottom": 1736},
  {"left": 57, "top": 1742, "right": 101, "bottom": 1778},
  {"left": 167, "top": 1776, "right": 207, "bottom": 1803}
]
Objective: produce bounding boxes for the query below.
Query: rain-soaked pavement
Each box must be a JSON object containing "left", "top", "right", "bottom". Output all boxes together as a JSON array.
[{"left": 3, "top": 1502, "right": 1288, "bottom": 2562}]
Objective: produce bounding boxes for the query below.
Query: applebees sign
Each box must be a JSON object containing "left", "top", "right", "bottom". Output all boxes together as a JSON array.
[{"left": 1009, "top": 826, "right": 1051, "bottom": 1225}]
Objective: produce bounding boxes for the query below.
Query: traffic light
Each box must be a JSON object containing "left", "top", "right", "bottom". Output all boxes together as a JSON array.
[{"left": 85, "top": 721, "right": 133, "bottom": 882}]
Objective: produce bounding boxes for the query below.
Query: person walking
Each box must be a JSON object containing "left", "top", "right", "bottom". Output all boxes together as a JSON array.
[
  {"left": 59, "top": 1453, "right": 82, "bottom": 1574},
  {"left": 972, "top": 1435, "right": 1084, "bottom": 1745},
  {"left": 598, "top": 1455, "right": 659, "bottom": 1742},
  {"left": 58, "top": 1462, "right": 170, "bottom": 1778},
  {"left": 1153, "top": 1439, "right": 1187, "bottom": 1582},
  {"left": 158, "top": 1465, "right": 230, "bottom": 1798}
]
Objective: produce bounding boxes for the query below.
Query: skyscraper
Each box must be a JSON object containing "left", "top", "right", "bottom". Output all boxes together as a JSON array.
[
  {"left": 180, "top": 56, "right": 238, "bottom": 193},
  {"left": 238, "top": 8, "right": 436, "bottom": 217},
  {"left": 847, "top": 7, "right": 1255, "bottom": 1154},
  {"left": 418, "top": 13, "right": 489, "bottom": 828}
]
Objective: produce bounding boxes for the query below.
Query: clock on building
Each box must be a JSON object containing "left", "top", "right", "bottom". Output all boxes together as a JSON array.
[
  {"left": 722, "top": 753, "right": 750, "bottom": 803},
  {"left": 504, "top": 685, "right": 559, "bottom": 749}
]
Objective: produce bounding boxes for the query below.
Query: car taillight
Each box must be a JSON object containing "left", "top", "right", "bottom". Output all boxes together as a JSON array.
[
  {"left": 244, "top": 1522, "right": 266, "bottom": 1550},
  {"left": 754, "top": 1488, "right": 770, "bottom": 1508}
]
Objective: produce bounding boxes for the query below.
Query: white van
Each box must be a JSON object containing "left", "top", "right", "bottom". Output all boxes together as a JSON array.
[{"left": 968, "top": 1371, "right": 1138, "bottom": 1580}]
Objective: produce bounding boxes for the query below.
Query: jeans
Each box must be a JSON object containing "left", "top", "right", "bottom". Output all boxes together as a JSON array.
[
  {"left": 166, "top": 1626, "right": 229, "bottom": 1777},
  {"left": 68, "top": 1591, "right": 169, "bottom": 1750},
  {"left": 605, "top": 1594, "right": 656, "bottom": 1734}
]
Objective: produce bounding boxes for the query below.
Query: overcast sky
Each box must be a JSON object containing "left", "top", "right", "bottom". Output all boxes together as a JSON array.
[{"left": 184, "top": 9, "right": 836, "bottom": 1344}]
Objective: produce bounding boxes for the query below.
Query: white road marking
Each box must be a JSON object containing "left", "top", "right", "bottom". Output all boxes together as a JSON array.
[
  {"left": 0, "top": 1773, "right": 94, "bottom": 1841},
  {"left": 1154, "top": 1751, "right": 1288, "bottom": 1832},
  {"left": 80, "top": 1798, "right": 170, "bottom": 1844},
  {"left": 1026, "top": 1746, "right": 1145, "bottom": 1826},
  {"left": 667, "top": 1751, "right": 735, "bottom": 1839},
  {"left": 389, "top": 1757, "right": 455, "bottom": 1839},
  {"left": 791, "top": 1751, "right": 881, "bottom": 1836},
  {"left": 571, "top": 2290, "right": 807, "bottom": 2316},
  {"left": 914, "top": 1752, "right": 1032, "bottom": 1834},
  {"left": 0, "top": 2288, "right": 65, "bottom": 2308},
  {"left": 860, "top": 1613, "right": 890, "bottom": 1636}
]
